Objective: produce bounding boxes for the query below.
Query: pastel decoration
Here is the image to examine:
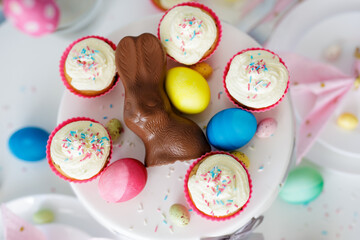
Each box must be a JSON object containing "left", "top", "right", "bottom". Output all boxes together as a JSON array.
[
  {"left": 98, "top": 158, "right": 147, "bottom": 203},
  {"left": 9, "top": 127, "right": 49, "bottom": 161},
  {"left": 32, "top": 209, "right": 55, "bottom": 224},
  {"left": 206, "top": 108, "right": 257, "bottom": 151},
  {"left": 256, "top": 118, "right": 277, "bottom": 138},
  {"left": 337, "top": 113, "right": 358, "bottom": 130},
  {"left": 169, "top": 204, "right": 190, "bottom": 226},
  {"left": 279, "top": 166, "right": 324, "bottom": 205},
  {"left": 3, "top": 0, "right": 60, "bottom": 37},
  {"left": 1, "top": 205, "right": 46, "bottom": 240},
  {"left": 165, "top": 67, "right": 211, "bottom": 114},
  {"left": 280, "top": 53, "right": 354, "bottom": 164}
]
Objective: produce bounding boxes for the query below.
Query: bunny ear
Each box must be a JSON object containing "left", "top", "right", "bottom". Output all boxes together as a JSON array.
[
  {"left": 1, "top": 204, "right": 46, "bottom": 240},
  {"left": 279, "top": 53, "right": 355, "bottom": 164}
]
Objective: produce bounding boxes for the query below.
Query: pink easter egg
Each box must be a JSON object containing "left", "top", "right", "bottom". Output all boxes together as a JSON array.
[
  {"left": 256, "top": 118, "right": 278, "bottom": 138},
  {"left": 98, "top": 158, "right": 148, "bottom": 203},
  {"left": 4, "top": 0, "right": 60, "bottom": 37}
]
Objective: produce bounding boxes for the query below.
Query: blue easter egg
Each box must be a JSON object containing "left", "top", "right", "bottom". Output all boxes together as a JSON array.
[
  {"left": 206, "top": 108, "right": 257, "bottom": 151},
  {"left": 279, "top": 166, "right": 324, "bottom": 204},
  {"left": 8, "top": 127, "right": 49, "bottom": 161}
]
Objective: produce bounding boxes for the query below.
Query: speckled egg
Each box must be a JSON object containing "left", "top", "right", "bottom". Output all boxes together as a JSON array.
[
  {"left": 256, "top": 118, "right": 277, "bottom": 138},
  {"left": 105, "top": 118, "right": 123, "bottom": 142},
  {"left": 169, "top": 204, "right": 190, "bottom": 226},
  {"left": 337, "top": 112, "right": 358, "bottom": 130},
  {"left": 206, "top": 108, "right": 257, "bottom": 151},
  {"left": 33, "top": 209, "right": 55, "bottom": 224},
  {"left": 8, "top": 127, "right": 49, "bottom": 161},
  {"left": 230, "top": 151, "right": 250, "bottom": 168},
  {"left": 165, "top": 67, "right": 210, "bottom": 114},
  {"left": 279, "top": 166, "right": 324, "bottom": 205}
]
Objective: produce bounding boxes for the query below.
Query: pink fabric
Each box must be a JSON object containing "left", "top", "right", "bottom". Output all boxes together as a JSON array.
[
  {"left": 280, "top": 53, "right": 355, "bottom": 164},
  {"left": 4, "top": 0, "right": 60, "bottom": 37},
  {"left": 257, "top": 0, "right": 296, "bottom": 24},
  {"left": 239, "top": 0, "right": 264, "bottom": 19},
  {"left": 1, "top": 205, "right": 46, "bottom": 240}
]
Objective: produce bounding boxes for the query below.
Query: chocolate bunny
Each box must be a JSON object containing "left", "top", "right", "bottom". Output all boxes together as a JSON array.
[{"left": 115, "top": 33, "right": 210, "bottom": 167}]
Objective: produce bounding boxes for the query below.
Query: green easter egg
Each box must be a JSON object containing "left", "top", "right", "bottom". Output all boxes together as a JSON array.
[
  {"left": 169, "top": 203, "right": 190, "bottom": 226},
  {"left": 33, "top": 209, "right": 55, "bottom": 224},
  {"left": 279, "top": 166, "right": 324, "bottom": 204}
]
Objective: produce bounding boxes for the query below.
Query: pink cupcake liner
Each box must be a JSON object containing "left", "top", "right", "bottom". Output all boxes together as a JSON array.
[
  {"left": 184, "top": 151, "right": 252, "bottom": 221},
  {"left": 59, "top": 35, "right": 119, "bottom": 99},
  {"left": 46, "top": 117, "right": 113, "bottom": 183},
  {"left": 223, "top": 48, "right": 290, "bottom": 113},
  {"left": 157, "top": 2, "right": 222, "bottom": 65}
]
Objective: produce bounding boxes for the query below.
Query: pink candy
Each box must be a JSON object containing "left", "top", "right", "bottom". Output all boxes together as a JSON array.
[
  {"left": 4, "top": 0, "right": 60, "bottom": 36},
  {"left": 256, "top": 118, "right": 277, "bottom": 138},
  {"left": 98, "top": 158, "right": 147, "bottom": 203}
]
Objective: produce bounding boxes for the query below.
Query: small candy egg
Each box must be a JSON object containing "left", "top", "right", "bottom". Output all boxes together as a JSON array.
[
  {"left": 337, "top": 112, "right": 358, "bottom": 130},
  {"left": 190, "top": 62, "right": 213, "bottom": 79},
  {"left": 98, "top": 158, "right": 147, "bottom": 203},
  {"left": 105, "top": 118, "right": 123, "bottom": 142},
  {"left": 169, "top": 204, "right": 190, "bottom": 226},
  {"left": 8, "top": 127, "right": 49, "bottom": 161},
  {"left": 165, "top": 67, "right": 211, "bottom": 114},
  {"left": 256, "top": 118, "right": 277, "bottom": 138},
  {"left": 279, "top": 166, "right": 324, "bottom": 205},
  {"left": 33, "top": 209, "right": 55, "bottom": 224},
  {"left": 323, "top": 43, "right": 342, "bottom": 61},
  {"left": 206, "top": 108, "right": 257, "bottom": 151},
  {"left": 230, "top": 151, "right": 250, "bottom": 168}
]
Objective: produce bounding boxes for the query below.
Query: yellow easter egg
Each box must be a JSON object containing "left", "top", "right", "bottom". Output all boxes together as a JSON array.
[
  {"left": 165, "top": 67, "right": 211, "bottom": 114},
  {"left": 337, "top": 113, "right": 358, "bottom": 130},
  {"left": 230, "top": 151, "right": 250, "bottom": 168}
]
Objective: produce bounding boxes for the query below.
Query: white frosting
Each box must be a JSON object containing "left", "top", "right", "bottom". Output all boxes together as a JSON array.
[
  {"left": 159, "top": 6, "right": 217, "bottom": 65},
  {"left": 188, "top": 154, "right": 250, "bottom": 217},
  {"left": 65, "top": 38, "right": 116, "bottom": 91},
  {"left": 50, "top": 121, "right": 111, "bottom": 180},
  {"left": 159, "top": 0, "right": 194, "bottom": 9},
  {"left": 225, "top": 50, "right": 289, "bottom": 109}
]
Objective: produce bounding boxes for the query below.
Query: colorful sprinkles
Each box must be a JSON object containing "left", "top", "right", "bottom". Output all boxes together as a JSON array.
[{"left": 71, "top": 47, "right": 100, "bottom": 81}]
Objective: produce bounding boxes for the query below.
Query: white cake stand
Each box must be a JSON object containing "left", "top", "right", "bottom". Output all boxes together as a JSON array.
[{"left": 57, "top": 15, "right": 295, "bottom": 240}]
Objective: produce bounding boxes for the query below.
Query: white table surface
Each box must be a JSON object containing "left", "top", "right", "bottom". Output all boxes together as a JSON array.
[{"left": 1, "top": 0, "right": 360, "bottom": 240}]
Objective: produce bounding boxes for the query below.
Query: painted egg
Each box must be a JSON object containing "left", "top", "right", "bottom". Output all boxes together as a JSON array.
[
  {"left": 165, "top": 67, "right": 210, "bottom": 114},
  {"left": 98, "top": 158, "right": 147, "bottom": 203},
  {"left": 169, "top": 203, "right": 190, "bottom": 226},
  {"left": 337, "top": 112, "right": 358, "bottom": 130},
  {"left": 256, "top": 118, "right": 277, "bottom": 138},
  {"left": 105, "top": 118, "right": 123, "bottom": 143},
  {"left": 4, "top": 0, "right": 60, "bottom": 37},
  {"left": 33, "top": 209, "right": 55, "bottom": 224},
  {"left": 8, "top": 127, "right": 49, "bottom": 161},
  {"left": 279, "top": 166, "right": 324, "bottom": 204},
  {"left": 206, "top": 108, "right": 257, "bottom": 151},
  {"left": 230, "top": 151, "right": 250, "bottom": 168}
]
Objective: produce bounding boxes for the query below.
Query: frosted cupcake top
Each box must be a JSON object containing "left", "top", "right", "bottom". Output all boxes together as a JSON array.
[
  {"left": 225, "top": 49, "right": 289, "bottom": 109},
  {"left": 158, "top": 0, "right": 194, "bottom": 10},
  {"left": 159, "top": 5, "right": 217, "bottom": 65},
  {"left": 65, "top": 38, "right": 116, "bottom": 91},
  {"left": 50, "top": 120, "right": 111, "bottom": 180},
  {"left": 187, "top": 154, "right": 250, "bottom": 217}
]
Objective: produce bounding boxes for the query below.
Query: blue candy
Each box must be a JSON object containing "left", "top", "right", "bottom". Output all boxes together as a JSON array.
[
  {"left": 206, "top": 108, "right": 257, "bottom": 151},
  {"left": 8, "top": 127, "right": 49, "bottom": 161}
]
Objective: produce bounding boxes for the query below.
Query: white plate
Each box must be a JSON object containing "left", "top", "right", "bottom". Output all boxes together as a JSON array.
[
  {"left": 58, "top": 15, "right": 295, "bottom": 240},
  {"left": 1, "top": 194, "right": 116, "bottom": 240},
  {"left": 267, "top": 0, "right": 360, "bottom": 173}
]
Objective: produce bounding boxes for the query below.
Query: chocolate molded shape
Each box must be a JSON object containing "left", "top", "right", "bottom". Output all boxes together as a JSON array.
[{"left": 115, "top": 33, "right": 210, "bottom": 167}]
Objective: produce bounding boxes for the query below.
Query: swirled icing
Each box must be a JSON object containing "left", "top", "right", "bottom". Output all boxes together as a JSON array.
[
  {"left": 188, "top": 154, "right": 250, "bottom": 217},
  {"left": 159, "top": 6, "right": 217, "bottom": 65},
  {"left": 50, "top": 121, "right": 111, "bottom": 180},
  {"left": 225, "top": 50, "right": 289, "bottom": 109},
  {"left": 65, "top": 38, "right": 116, "bottom": 91}
]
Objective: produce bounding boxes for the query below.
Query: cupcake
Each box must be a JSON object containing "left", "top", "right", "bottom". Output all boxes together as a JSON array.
[
  {"left": 151, "top": 0, "right": 195, "bottom": 11},
  {"left": 223, "top": 48, "right": 289, "bottom": 112},
  {"left": 158, "top": 2, "right": 222, "bottom": 65},
  {"left": 46, "top": 117, "right": 112, "bottom": 183},
  {"left": 184, "top": 152, "right": 252, "bottom": 220},
  {"left": 60, "top": 36, "right": 118, "bottom": 98}
]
